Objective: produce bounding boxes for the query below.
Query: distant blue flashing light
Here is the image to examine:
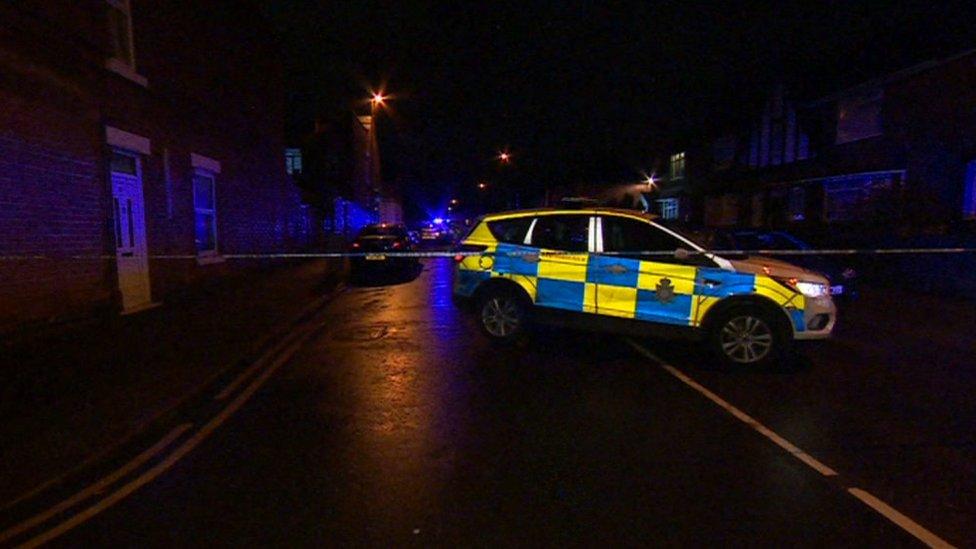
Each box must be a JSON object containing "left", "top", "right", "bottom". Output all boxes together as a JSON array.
[{"left": 432, "top": 217, "right": 445, "bottom": 225}]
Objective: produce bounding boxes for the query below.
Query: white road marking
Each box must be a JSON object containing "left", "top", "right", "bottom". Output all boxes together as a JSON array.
[
  {"left": 848, "top": 488, "right": 954, "bottom": 549},
  {"left": 214, "top": 329, "right": 300, "bottom": 400},
  {"left": 0, "top": 424, "right": 191, "bottom": 545},
  {"left": 15, "top": 324, "right": 321, "bottom": 548},
  {"left": 216, "top": 286, "right": 343, "bottom": 401},
  {"left": 625, "top": 339, "right": 956, "bottom": 549}
]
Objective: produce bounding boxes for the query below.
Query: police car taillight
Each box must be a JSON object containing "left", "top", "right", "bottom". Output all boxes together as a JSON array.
[{"left": 454, "top": 244, "right": 487, "bottom": 262}]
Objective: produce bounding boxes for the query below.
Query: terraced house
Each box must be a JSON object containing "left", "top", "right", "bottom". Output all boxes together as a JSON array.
[
  {"left": 651, "top": 48, "right": 976, "bottom": 240},
  {"left": 0, "top": 1, "right": 309, "bottom": 329}
]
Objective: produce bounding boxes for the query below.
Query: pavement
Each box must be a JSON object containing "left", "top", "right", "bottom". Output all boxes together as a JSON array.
[
  {"left": 0, "top": 258, "right": 345, "bottom": 508},
  {"left": 9, "top": 257, "right": 970, "bottom": 547}
]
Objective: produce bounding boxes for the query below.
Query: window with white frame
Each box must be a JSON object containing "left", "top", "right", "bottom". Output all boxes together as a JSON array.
[
  {"left": 193, "top": 171, "right": 218, "bottom": 254},
  {"left": 669, "top": 152, "right": 686, "bottom": 180},
  {"left": 658, "top": 198, "right": 679, "bottom": 220},
  {"left": 285, "top": 148, "right": 303, "bottom": 175},
  {"left": 106, "top": 0, "right": 135, "bottom": 67},
  {"left": 964, "top": 160, "right": 976, "bottom": 219}
]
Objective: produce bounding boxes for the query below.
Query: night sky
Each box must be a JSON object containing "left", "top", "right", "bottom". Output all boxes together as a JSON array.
[{"left": 265, "top": 1, "right": 976, "bottom": 217}]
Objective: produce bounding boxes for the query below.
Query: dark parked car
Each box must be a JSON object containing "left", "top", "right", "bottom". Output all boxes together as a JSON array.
[
  {"left": 705, "top": 230, "right": 858, "bottom": 299},
  {"left": 349, "top": 224, "right": 418, "bottom": 277}
]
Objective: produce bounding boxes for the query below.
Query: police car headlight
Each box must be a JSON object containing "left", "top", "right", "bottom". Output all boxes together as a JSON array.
[
  {"left": 774, "top": 277, "right": 828, "bottom": 298},
  {"left": 794, "top": 281, "right": 828, "bottom": 297}
]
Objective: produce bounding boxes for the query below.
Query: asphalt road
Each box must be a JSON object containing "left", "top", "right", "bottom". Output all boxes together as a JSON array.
[{"left": 51, "top": 258, "right": 972, "bottom": 547}]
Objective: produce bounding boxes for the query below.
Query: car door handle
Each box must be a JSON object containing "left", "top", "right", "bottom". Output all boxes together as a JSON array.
[
  {"left": 702, "top": 278, "right": 722, "bottom": 287},
  {"left": 520, "top": 252, "right": 541, "bottom": 263},
  {"left": 604, "top": 264, "right": 628, "bottom": 274}
]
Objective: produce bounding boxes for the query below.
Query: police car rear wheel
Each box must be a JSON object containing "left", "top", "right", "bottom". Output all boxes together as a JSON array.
[{"left": 479, "top": 290, "right": 526, "bottom": 340}]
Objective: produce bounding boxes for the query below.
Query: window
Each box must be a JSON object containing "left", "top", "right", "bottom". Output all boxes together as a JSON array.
[
  {"left": 788, "top": 187, "right": 806, "bottom": 221},
  {"left": 836, "top": 90, "right": 883, "bottom": 144},
  {"left": 669, "top": 152, "right": 685, "bottom": 180},
  {"left": 487, "top": 217, "right": 533, "bottom": 244},
  {"left": 602, "top": 216, "right": 684, "bottom": 260},
  {"left": 964, "top": 160, "right": 976, "bottom": 219},
  {"left": 822, "top": 172, "right": 900, "bottom": 223},
  {"left": 658, "top": 198, "right": 679, "bottom": 220},
  {"left": 107, "top": 0, "right": 135, "bottom": 67},
  {"left": 285, "top": 148, "right": 303, "bottom": 175},
  {"left": 530, "top": 215, "right": 589, "bottom": 252},
  {"left": 109, "top": 151, "right": 139, "bottom": 252},
  {"left": 110, "top": 151, "right": 137, "bottom": 175},
  {"left": 193, "top": 171, "right": 217, "bottom": 254}
]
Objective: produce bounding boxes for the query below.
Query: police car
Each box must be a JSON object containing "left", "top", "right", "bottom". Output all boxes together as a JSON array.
[{"left": 452, "top": 206, "right": 836, "bottom": 368}]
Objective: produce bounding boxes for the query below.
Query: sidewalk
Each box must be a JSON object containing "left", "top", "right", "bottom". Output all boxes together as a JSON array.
[{"left": 0, "top": 258, "right": 346, "bottom": 506}]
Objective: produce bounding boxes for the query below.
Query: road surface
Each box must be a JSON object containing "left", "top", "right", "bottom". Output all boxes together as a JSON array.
[{"left": 39, "top": 259, "right": 972, "bottom": 546}]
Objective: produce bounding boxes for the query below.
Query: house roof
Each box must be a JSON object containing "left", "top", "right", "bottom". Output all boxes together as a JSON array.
[{"left": 807, "top": 47, "right": 976, "bottom": 106}]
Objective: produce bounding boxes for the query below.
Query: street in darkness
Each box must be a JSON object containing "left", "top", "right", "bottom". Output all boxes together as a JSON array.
[
  {"left": 2, "top": 2, "right": 976, "bottom": 547},
  {"left": 42, "top": 259, "right": 972, "bottom": 547}
]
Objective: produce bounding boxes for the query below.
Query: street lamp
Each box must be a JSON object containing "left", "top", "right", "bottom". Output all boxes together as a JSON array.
[
  {"left": 450, "top": 198, "right": 459, "bottom": 205},
  {"left": 364, "top": 89, "right": 389, "bottom": 225},
  {"left": 477, "top": 182, "right": 487, "bottom": 190},
  {"left": 643, "top": 174, "right": 657, "bottom": 191},
  {"left": 497, "top": 151, "right": 511, "bottom": 164}
]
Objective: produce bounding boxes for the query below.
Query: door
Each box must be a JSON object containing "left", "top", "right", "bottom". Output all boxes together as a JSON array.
[
  {"left": 596, "top": 215, "right": 699, "bottom": 325},
  {"left": 526, "top": 214, "right": 596, "bottom": 313},
  {"left": 110, "top": 151, "right": 152, "bottom": 312}
]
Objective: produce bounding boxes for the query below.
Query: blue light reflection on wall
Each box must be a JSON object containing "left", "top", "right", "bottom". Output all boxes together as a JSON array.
[{"left": 333, "top": 198, "right": 377, "bottom": 236}]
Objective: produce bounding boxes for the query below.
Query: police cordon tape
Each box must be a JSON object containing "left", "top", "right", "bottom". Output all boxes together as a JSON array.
[{"left": 2, "top": 248, "right": 976, "bottom": 261}]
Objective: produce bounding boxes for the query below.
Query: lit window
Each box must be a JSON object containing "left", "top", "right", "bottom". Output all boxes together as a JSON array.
[
  {"left": 788, "top": 187, "right": 806, "bottom": 221},
  {"left": 193, "top": 171, "right": 218, "bottom": 254},
  {"left": 285, "top": 148, "right": 303, "bottom": 175},
  {"left": 106, "top": 0, "right": 135, "bottom": 67},
  {"left": 658, "top": 198, "right": 679, "bottom": 220},
  {"left": 669, "top": 152, "right": 685, "bottom": 180},
  {"left": 836, "top": 90, "right": 883, "bottom": 144},
  {"left": 964, "top": 160, "right": 976, "bottom": 219}
]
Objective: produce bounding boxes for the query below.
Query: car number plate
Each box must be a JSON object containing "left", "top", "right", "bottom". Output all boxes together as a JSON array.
[
  {"left": 829, "top": 285, "right": 843, "bottom": 295},
  {"left": 365, "top": 254, "right": 386, "bottom": 261}
]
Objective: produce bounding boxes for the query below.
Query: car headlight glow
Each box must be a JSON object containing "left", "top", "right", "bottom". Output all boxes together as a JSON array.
[
  {"left": 773, "top": 277, "right": 828, "bottom": 298},
  {"left": 794, "top": 281, "right": 828, "bottom": 298}
]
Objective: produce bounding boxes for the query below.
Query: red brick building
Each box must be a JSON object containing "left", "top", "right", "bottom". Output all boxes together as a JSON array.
[
  {"left": 649, "top": 49, "right": 976, "bottom": 239},
  {"left": 0, "top": 1, "right": 306, "bottom": 329}
]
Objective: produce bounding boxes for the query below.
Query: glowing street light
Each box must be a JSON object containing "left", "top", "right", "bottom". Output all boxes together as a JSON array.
[
  {"left": 498, "top": 151, "right": 511, "bottom": 164},
  {"left": 477, "top": 182, "right": 487, "bottom": 190},
  {"left": 450, "top": 198, "right": 459, "bottom": 205},
  {"left": 370, "top": 92, "right": 386, "bottom": 107},
  {"left": 643, "top": 173, "right": 657, "bottom": 190}
]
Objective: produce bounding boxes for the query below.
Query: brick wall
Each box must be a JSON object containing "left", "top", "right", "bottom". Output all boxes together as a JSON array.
[
  {"left": 0, "top": 2, "right": 305, "bottom": 330},
  {"left": 0, "top": 102, "right": 112, "bottom": 326}
]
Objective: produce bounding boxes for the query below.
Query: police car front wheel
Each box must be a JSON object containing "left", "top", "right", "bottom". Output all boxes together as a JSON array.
[{"left": 708, "top": 306, "right": 790, "bottom": 369}]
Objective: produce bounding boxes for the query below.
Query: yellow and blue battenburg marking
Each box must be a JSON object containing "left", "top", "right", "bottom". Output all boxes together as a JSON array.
[{"left": 455, "top": 239, "right": 808, "bottom": 332}]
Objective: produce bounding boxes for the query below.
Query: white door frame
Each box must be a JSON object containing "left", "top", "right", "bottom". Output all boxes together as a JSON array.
[{"left": 110, "top": 149, "right": 154, "bottom": 313}]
